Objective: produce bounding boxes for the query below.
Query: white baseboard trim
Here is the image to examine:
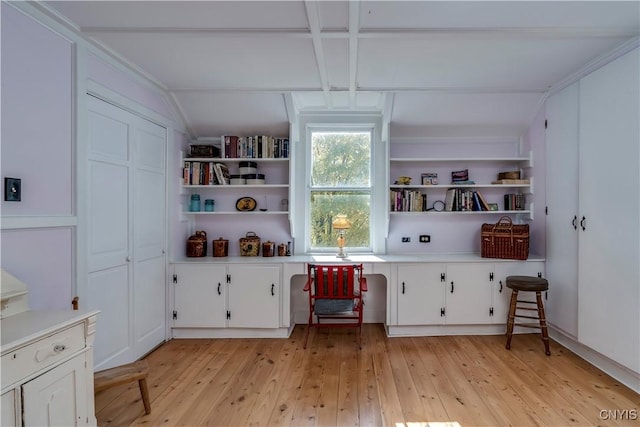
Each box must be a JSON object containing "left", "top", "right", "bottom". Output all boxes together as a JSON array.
[
  {"left": 549, "top": 327, "right": 640, "bottom": 394},
  {"left": 172, "top": 327, "right": 291, "bottom": 339}
]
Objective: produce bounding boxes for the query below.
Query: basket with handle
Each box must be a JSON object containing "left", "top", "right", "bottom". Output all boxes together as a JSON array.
[{"left": 481, "top": 216, "right": 529, "bottom": 260}]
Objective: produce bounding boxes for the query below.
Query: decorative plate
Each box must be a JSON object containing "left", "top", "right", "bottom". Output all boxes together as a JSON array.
[{"left": 235, "top": 197, "right": 257, "bottom": 211}]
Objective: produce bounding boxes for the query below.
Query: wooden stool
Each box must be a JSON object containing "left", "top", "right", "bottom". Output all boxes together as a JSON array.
[
  {"left": 505, "top": 275, "right": 551, "bottom": 356},
  {"left": 94, "top": 359, "right": 151, "bottom": 414}
]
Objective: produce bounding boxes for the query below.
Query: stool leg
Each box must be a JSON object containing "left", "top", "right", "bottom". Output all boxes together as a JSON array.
[
  {"left": 505, "top": 289, "right": 518, "bottom": 350},
  {"left": 138, "top": 378, "right": 151, "bottom": 414},
  {"left": 536, "top": 291, "right": 551, "bottom": 356}
]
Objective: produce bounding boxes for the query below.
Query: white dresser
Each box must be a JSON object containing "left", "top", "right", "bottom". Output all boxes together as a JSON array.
[{"left": 1, "top": 271, "right": 99, "bottom": 426}]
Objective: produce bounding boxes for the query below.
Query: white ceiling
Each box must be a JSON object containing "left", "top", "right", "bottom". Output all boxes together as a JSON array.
[{"left": 44, "top": 1, "right": 639, "bottom": 139}]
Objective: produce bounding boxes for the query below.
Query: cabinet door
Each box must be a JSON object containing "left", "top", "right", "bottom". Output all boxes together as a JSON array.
[
  {"left": 397, "top": 264, "right": 445, "bottom": 325},
  {"left": 173, "top": 264, "right": 227, "bottom": 327},
  {"left": 493, "top": 262, "right": 545, "bottom": 325},
  {"left": 578, "top": 48, "right": 640, "bottom": 373},
  {"left": 1, "top": 390, "right": 17, "bottom": 427},
  {"left": 228, "top": 265, "right": 280, "bottom": 328},
  {"left": 22, "top": 354, "right": 88, "bottom": 427},
  {"left": 445, "top": 263, "right": 493, "bottom": 324},
  {"left": 545, "top": 82, "right": 580, "bottom": 337}
]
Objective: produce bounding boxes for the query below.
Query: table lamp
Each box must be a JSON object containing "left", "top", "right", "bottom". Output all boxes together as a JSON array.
[{"left": 332, "top": 214, "right": 351, "bottom": 258}]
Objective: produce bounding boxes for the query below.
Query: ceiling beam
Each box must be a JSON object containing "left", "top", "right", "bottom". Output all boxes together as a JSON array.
[
  {"left": 348, "top": 0, "right": 360, "bottom": 108},
  {"left": 304, "top": 0, "right": 331, "bottom": 107}
]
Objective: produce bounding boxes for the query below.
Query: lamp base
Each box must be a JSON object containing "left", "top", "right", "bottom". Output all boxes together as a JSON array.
[{"left": 336, "top": 252, "right": 348, "bottom": 258}]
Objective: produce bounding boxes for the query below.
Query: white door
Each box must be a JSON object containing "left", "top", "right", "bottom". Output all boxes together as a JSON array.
[
  {"left": 173, "top": 264, "right": 227, "bottom": 327},
  {"left": 228, "top": 265, "right": 280, "bottom": 328},
  {"left": 22, "top": 355, "right": 88, "bottom": 427},
  {"left": 87, "top": 96, "right": 167, "bottom": 369},
  {"left": 397, "top": 264, "right": 445, "bottom": 325},
  {"left": 133, "top": 118, "right": 167, "bottom": 356},
  {"left": 578, "top": 48, "right": 640, "bottom": 373},
  {"left": 445, "top": 263, "right": 493, "bottom": 324},
  {"left": 545, "top": 82, "right": 580, "bottom": 337}
]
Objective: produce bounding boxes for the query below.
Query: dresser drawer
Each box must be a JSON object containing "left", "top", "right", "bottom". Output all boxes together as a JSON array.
[{"left": 1, "top": 323, "right": 85, "bottom": 389}]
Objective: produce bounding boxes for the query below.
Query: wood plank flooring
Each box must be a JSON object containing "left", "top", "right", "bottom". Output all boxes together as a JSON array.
[{"left": 95, "top": 324, "right": 639, "bottom": 426}]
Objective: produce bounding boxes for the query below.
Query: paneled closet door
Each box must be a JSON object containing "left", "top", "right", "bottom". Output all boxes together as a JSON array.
[
  {"left": 132, "top": 117, "right": 167, "bottom": 357},
  {"left": 87, "top": 95, "right": 167, "bottom": 370},
  {"left": 544, "top": 82, "right": 579, "bottom": 337},
  {"left": 578, "top": 48, "right": 639, "bottom": 373}
]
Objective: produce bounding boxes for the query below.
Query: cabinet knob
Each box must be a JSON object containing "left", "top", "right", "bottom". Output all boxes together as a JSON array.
[
  {"left": 126, "top": 256, "right": 131, "bottom": 262},
  {"left": 580, "top": 216, "right": 586, "bottom": 231},
  {"left": 53, "top": 344, "right": 66, "bottom": 353},
  {"left": 217, "top": 283, "right": 221, "bottom": 295},
  {"left": 572, "top": 215, "right": 578, "bottom": 230},
  {"left": 271, "top": 283, "right": 275, "bottom": 296},
  {"left": 450, "top": 282, "right": 454, "bottom": 293}
]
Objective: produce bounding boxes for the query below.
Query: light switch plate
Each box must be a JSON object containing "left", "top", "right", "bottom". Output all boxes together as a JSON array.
[{"left": 4, "top": 177, "right": 21, "bottom": 202}]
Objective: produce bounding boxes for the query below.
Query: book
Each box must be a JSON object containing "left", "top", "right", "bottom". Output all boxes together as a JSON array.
[
  {"left": 445, "top": 188, "right": 456, "bottom": 211},
  {"left": 213, "top": 163, "right": 230, "bottom": 185},
  {"left": 451, "top": 169, "right": 469, "bottom": 183},
  {"left": 476, "top": 190, "right": 490, "bottom": 211}
]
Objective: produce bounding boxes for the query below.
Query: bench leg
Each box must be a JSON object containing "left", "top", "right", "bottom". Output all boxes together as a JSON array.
[{"left": 139, "top": 378, "right": 151, "bottom": 414}]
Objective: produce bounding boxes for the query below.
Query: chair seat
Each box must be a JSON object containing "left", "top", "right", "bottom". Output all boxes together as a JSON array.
[
  {"left": 315, "top": 299, "right": 355, "bottom": 315},
  {"left": 506, "top": 275, "right": 548, "bottom": 292}
]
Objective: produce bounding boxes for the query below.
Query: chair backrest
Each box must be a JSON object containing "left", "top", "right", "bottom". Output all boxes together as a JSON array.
[{"left": 308, "top": 264, "right": 362, "bottom": 299}]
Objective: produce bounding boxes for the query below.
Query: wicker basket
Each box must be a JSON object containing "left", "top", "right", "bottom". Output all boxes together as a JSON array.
[{"left": 481, "top": 216, "right": 529, "bottom": 260}]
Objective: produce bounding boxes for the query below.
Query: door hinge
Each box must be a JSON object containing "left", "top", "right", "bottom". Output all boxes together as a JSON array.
[
  {"left": 173, "top": 274, "right": 177, "bottom": 284},
  {"left": 440, "top": 307, "right": 445, "bottom": 317},
  {"left": 172, "top": 310, "right": 177, "bottom": 320},
  {"left": 226, "top": 310, "right": 231, "bottom": 319},
  {"left": 490, "top": 307, "right": 494, "bottom": 316},
  {"left": 489, "top": 272, "right": 494, "bottom": 281},
  {"left": 440, "top": 273, "right": 445, "bottom": 282},
  {"left": 226, "top": 274, "right": 231, "bottom": 284}
]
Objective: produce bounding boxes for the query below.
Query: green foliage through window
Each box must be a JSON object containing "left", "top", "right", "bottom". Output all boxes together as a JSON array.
[{"left": 309, "top": 131, "right": 372, "bottom": 250}]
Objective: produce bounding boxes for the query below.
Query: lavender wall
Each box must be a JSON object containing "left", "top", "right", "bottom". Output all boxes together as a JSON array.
[
  {"left": 1, "top": 5, "right": 73, "bottom": 216},
  {"left": 1, "top": 4, "right": 75, "bottom": 308}
]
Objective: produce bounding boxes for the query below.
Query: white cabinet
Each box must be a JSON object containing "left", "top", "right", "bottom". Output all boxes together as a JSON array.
[
  {"left": 172, "top": 263, "right": 281, "bottom": 331},
  {"left": 493, "top": 261, "right": 545, "bottom": 325},
  {"left": 397, "top": 264, "right": 445, "bottom": 325},
  {"left": 445, "top": 263, "right": 493, "bottom": 324},
  {"left": 577, "top": 48, "right": 639, "bottom": 373},
  {"left": 22, "top": 355, "right": 88, "bottom": 427},
  {"left": 86, "top": 95, "right": 167, "bottom": 370},
  {"left": 1, "top": 310, "right": 99, "bottom": 427},
  {"left": 227, "top": 265, "right": 280, "bottom": 328},
  {"left": 395, "top": 261, "right": 543, "bottom": 328},
  {"left": 545, "top": 48, "right": 639, "bottom": 375},
  {"left": 173, "top": 264, "right": 227, "bottom": 327},
  {"left": 545, "top": 82, "right": 580, "bottom": 337}
]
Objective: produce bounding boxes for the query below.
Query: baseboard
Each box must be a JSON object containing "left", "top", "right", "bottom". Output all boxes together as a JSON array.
[
  {"left": 172, "top": 327, "right": 291, "bottom": 339},
  {"left": 549, "top": 326, "right": 640, "bottom": 394}
]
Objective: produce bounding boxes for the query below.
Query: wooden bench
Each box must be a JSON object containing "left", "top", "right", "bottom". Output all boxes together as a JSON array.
[{"left": 94, "top": 359, "right": 151, "bottom": 414}]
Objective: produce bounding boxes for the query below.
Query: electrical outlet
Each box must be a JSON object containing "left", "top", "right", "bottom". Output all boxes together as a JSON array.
[
  {"left": 419, "top": 235, "right": 431, "bottom": 243},
  {"left": 401, "top": 237, "right": 411, "bottom": 243}
]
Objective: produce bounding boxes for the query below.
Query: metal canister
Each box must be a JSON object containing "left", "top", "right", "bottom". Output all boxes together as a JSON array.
[
  {"left": 278, "top": 243, "right": 287, "bottom": 256},
  {"left": 186, "top": 230, "right": 207, "bottom": 257},
  {"left": 212, "top": 237, "right": 228, "bottom": 257},
  {"left": 262, "top": 241, "right": 275, "bottom": 257}
]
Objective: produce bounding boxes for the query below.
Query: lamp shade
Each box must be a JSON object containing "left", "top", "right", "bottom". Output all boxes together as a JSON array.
[{"left": 332, "top": 214, "right": 351, "bottom": 230}]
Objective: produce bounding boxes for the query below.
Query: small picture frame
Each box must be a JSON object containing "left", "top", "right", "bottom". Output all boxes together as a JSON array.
[
  {"left": 421, "top": 172, "right": 438, "bottom": 185},
  {"left": 488, "top": 203, "right": 499, "bottom": 211}
]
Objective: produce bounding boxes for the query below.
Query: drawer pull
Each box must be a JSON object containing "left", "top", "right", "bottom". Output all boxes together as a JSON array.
[{"left": 53, "top": 344, "right": 66, "bottom": 353}]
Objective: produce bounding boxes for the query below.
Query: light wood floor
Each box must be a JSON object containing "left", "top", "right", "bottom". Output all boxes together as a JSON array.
[{"left": 95, "top": 324, "right": 639, "bottom": 426}]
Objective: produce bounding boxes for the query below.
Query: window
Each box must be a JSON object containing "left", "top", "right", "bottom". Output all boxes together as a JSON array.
[{"left": 308, "top": 129, "right": 372, "bottom": 252}]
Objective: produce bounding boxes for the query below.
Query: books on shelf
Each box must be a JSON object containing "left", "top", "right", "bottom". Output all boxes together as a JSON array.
[
  {"left": 222, "top": 135, "right": 289, "bottom": 159},
  {"left": 492, "top": 179, "right": 530, "bottom": 185},
  {"left": 183, "top": 161, "right": 226, "bottom": 185},
  {"left": 444, "top": 188, "right": 492, "bottom": 212},
  {"left": 504, "top": 193, "right": 526, "bottom": 210},
  {"left": 390, "top": 189, "right": 427, "bottom": 212},
  {"left": 213, "top": 163, "right": 230, "bottom": 185}
]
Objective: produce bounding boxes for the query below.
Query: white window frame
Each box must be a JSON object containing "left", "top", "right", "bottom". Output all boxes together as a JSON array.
[{"left": 292, "top": 113, "right": 387, "bottom": 255}]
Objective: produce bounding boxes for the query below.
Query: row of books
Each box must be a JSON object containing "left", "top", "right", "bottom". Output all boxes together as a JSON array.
[
  {"left": 390, "top": 189, "right": 427, "bottom": 212},
  {"left": 504, "top": 193, "right": 526, "bottom": 210},
  {"left": 183, "top": 161, "right": 230, "bottom": 185},
  {"left": 223, "top": 135, "right": 289, "bottom": 159},
  {"left": 445, "top": 188, "right": 491, "bottom": 212}
]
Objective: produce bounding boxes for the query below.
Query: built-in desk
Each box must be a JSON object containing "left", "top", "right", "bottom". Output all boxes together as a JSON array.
[{"left": 171, "top": 253, "right": 544, "bottom": 338}]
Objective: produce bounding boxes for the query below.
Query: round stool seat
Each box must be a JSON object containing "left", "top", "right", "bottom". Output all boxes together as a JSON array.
[{"left": 506, "top": 275, "right": 548, "bottom": 292}]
